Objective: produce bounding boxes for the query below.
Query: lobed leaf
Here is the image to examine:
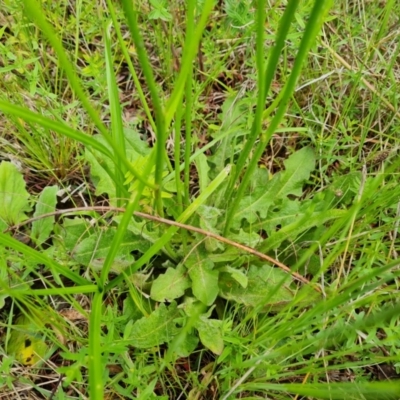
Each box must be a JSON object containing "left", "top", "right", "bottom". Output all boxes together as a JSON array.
[{"left": 219, "top": 264, "right": 294, "bottom": 310}]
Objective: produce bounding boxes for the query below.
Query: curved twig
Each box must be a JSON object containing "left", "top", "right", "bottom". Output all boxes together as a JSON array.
[{"left": 6, "top": 206, "right": 321, "bottom": 292}]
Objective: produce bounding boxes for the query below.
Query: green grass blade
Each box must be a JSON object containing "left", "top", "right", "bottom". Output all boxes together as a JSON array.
[
  {"left": 164, "top": 0, "right": 214, "bottom": 126},
  {"left": 99, "top": 152, "right": 158, "bottom": 287},
  {"left": 183, "top": 0, "right": 196, "bottom": 208},
  {"left": 242, "top": 381, "right": 400, "bottom": 399},
  {"left": 0, "top": 100, "right": 112, "bottom": 158},
  {"left": 21, "top": 0, "right": 154, "bottom": 190},
  {"left": 105, "top": 164, "right": 232, "bottom": 291},
  {"left": 7, "top": 286, "right": 98, "bottom": 297},
  {"left": 22, "top": 0, "right": 109, "bottom": 138},
  {"left": 120, "top": 0, "right": 167, "bottom": 214},
  {"left": 224, "top": 0, "right": 333, "bottom": 235},
  {"left": 104, "top": 20, "right": 127, "bottom": 205},
  {"left": 105, "top": 0, "right": 157, "bottom": 133},
  {"left": 225, "top": 0, "right": 300, "bottom": 200},
  {"left": 0, "top": 232, "right": 89, "bottom": 286},
  {"left": 0, "top": 100, "right": 155, "bottom": 190}
]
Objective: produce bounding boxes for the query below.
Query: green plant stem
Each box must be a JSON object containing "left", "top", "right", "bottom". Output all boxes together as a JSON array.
[
  {"left": 89, "top": 290, "right": 104, "bottom": 400},
  {"left": 120, "top": 0, "right": 167, "bottom": 216},
  {"left": 164, "top": 0, "right": 214, "bottom": 126},
  {"left": 183, "top": 0, "right": 196, "bottom": 208},
  {"left": 0, "top": 101, "right": 156, "bottom": 190},
  {"left": 99, "top": 152, "right": 158, "bottom": 288},
  {"left": 224, "top": 0, "right": 333, "bottom": 235},
  {"left": 105, "top": 0, "right": 157, "bottom": 133},
  {"left": 224, "top": 0, "right": 299, "bottom": 203},
  {"left": 0, "top": 232, "right": 88, "bottom": 286},
  {"left": 173, "top": 96, "right": 186, "bottom": 247},
  {"left": 105, "top": 164, "right": 231, "bottom": 292},
  {"left": 104, "top": 20, "right": 127, "bottom": 206}
]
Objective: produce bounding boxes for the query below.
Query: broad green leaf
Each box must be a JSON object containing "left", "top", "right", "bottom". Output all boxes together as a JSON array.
[
  {"left": 84, "top": 129, "right": 150, "bottom": 205},
  {"left": 150, "top": 264, "right": 191, "bottom": 302},
  {"left": 124, "top": 127, "right": 151, "bottom": 157},
  {"left": 127, "top": 302, "right": 180, "bottom": 348},
  {"left": 228, "top": 229, "right": 262, "bottom": 248},
  {"left": 274, "top": 147, "right": 315, "bottom": 198},
  {"left": 7, "top": 313, "right": 52, "bottom": 365},
  {"left": 208, "top": 95, "right": 250, "bottom": 199},
  {"left": 31, "top": 185, "right": 58, "bottom": 245},
  {"left": 219, "top": 264, "right": 294, "bottom": 310},
  {"left": 125, "top": 154, "right": 172, "bottom": 199},
  {"left": 72, "top": 228, "right": 149, "bottom": 272},
  {"left": 219, "top": 266, "right": 248, "bottom": 288},
  {"left": 55, "top": 217, "right": 96, "bottom": 251},
  {"left": 0, "top": 162, "right": 31, "bottom": 225},
  {"left": 123, "top": 295, "right": 145, "bottom": 322},
  {"left": 115, "top": 215, "right": 161, "bottom": 245},
  {"left": 196, "top": 316, "right": 224, "bottom": 355},
  {"left": 232, "top": 174, "right": 279, "bottom": 229},
  {"left": 208, "top": 247, "right": 243, "bottom": 263},
  {"left": 84, "top": 148, "right": 117, "bottom": 204},
  {"left": 0, "top": 248, "right": 31, "bottom": 309},
  {"left": 180, "top": 296, "right": 206, "bottom": 318},
  {"left": 0, "top": 254, "right": 9, "bottom": 309},
  {"left": 185, "top": 248, "right": 219, "bottom": 306},
  {"left": 260, "top": 208, "right": 347, "bottom": 252},
  {"left": 232, "top": 148, "right": 315, "bottom": 229},
  {"left": 170, "top": 331, "right": 199, "bottom": 358},
  {"left": 262, "top": 198, "right": 301, "bottom": 235}
]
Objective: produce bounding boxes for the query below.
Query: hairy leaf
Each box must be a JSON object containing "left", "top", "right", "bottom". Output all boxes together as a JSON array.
[
  {"left": 219, "top": 264, "right": 294, "bottom": 310},
  {"left": 84, "top": 129, "right": 150, "bottom": 205},
  {"left": 196, "top": 316, "right": 224, "bottom": 355},
  {"left": 126, "top": 302, "right": 180, "bottom": 348},
  {"left": 196, "top": 205, "right": 224, "bottom": 252},
  {"left": 219, "top": 266, "right": 248, "bottom": 288},
  {"left": 85, "top": 148, "right": 116, "bottom": 203},
  {"left": 151, "top": 264, "right": 191, "bottom": 302},
  {"left": 232, "top": 148, "right": 315, "bottom": 229},
  {"left": 232, "top": 177, "right": 278, "bottom": 229},
  {"left": 228, "top": 229, "right": 262, "bottom": 247}
]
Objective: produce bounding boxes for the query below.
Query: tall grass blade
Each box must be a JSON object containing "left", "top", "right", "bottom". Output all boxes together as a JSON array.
[
  {"left": 104, "top": 20, "right": 128, "bottom": 205},
  {"left": 225, "top": 0, "right": 300, "bottom": 200},
  {"left": 224, "top": 0, "right": 333, "bottom": 234},
  {"left": 120, "top": 0, "right": 167, "bottom": 214}
]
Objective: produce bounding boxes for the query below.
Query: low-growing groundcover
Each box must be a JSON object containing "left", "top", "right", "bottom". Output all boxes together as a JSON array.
[{"left": 1, "top": 0, "right": 400, "bottom": 399}]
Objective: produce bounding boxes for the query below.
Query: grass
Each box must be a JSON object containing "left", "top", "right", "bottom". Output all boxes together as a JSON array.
[{"left": 1, "top": 0, "right": 400, "bottom": 399}]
